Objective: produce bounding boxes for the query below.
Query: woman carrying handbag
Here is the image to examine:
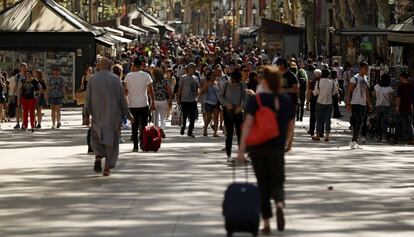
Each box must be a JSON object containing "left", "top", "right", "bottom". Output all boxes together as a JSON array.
[{"left": 238, "top": 66, "right": 295, "bottom": 234}]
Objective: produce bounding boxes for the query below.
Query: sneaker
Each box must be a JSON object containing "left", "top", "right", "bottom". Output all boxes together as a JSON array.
[
  {"left": 227, "top": 156, "right": 235, "bottom": 163},
  {"left": 51, "top": 126, "right": 56, "bottom": 129},
  {"left": 350, "top": 142, "right": 362, "bottom": 150},
  {"left": 276, "top": 206, "right": 285, "bottom": 232},
  {"left": 57, "top": 122, "right": 61, "bottom": 128},
  {"left": 132, "top": 148, "right": 139, "bottom": 153},
  {"left": 36, "top": 124, "right": 41, "bottom": 129},
  {"left": 13, "top": 124, "right": 20, "bottom": 129},
  {"left": 187, "top": 133, "right": 195, "bottom": 138},
  {"left": 180, "top": 129, "right": 185, "bottom": 136}
]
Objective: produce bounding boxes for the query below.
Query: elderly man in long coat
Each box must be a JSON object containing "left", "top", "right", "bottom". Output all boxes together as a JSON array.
[{"left": 85, "top": 58, "right": 133, "bottom": 176}]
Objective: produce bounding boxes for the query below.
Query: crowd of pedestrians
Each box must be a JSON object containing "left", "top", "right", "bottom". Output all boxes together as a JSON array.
[
  {"left": 0, "top": 63, "right": 66, "bottom": 131},
  {"left": 1, "top": 34, "right": 414, "bottom": 234}
]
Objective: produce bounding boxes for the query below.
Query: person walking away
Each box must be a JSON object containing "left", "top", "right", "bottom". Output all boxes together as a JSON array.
[
  {"left": 394, "top": 71, "right": 414, "bottom": 144},
  {"left": 312, "top": 69, "right": 338, "bottom": 142},
  {"left": 308, "top": 70, "right": 322, "bottom": 136},
  {"left": 219, "top": 69, "right": 246, "bottom": 162},
  {"left": 85, "top": 58, "right": 133, "bottom": 176},
  {"left": 124, "top": 57, "right": 156, "bottom": 152},
  {"left": 238, "top": 66, "right": 295, "bottom": 233},
  {"left": 346, "top": 61, "right": 372, "bottom": 149},
  {"left": 46, "top": 68, "right": 66, "bottom": 129},
  {"left": 332, "top": 60, "right": 344, "bottom": 101},
  {"left": 34, "top": 70, "right": 47, "bottom": 129},
  {"left": 296, "top": 68, "right": 308, "bottom": 122},
  {"left": 0, "top": 74, "right": 6, "bottom": 128},
  {"left": 14, "top": 63, "right": 28, "bottom": 129},
  {"left": 152, "top": 67, "right": 173, "bottom": 138},
  {"left": 373, "top": 74, "right": 393, "bottom": 142},
  {"left": 200, "top": 71, "right": 220, "bottom": 137},
  {"left": 80, "top": 67, "right": 93, "bottom": 125},
  {"left": 342, "top": 62, "right": 353, "bottom": 107},
  {"left": 331, "top": 70, "right": 343, "bottom": 118},
  {"left": 177, "top": 62, "right": 199, "bottom": 138},
  {"left": 275, "top": 58, "right": 299, "bottom": 152},
  {"left": 1, "top": 72, "right": 10, "bottom": 123},
  {"left": 19, "top": 70, "right": 40, "bottom": 132}
]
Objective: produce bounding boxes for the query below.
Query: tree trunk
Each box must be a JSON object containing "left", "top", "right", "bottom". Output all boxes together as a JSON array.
[
  {"left": 338, "top": 0, "right": 352, "bottom": 28},
  {"left": 332, "top": 0, "right": 342, "bottom": 29},
  {"left": 347, "top": 0, "right": 368, "bottom": 26},
  {"left": 377, "top": 0, "right": 390, "bottom": 26},
  {"left": 283, "top": 0, "right": 293, "bottom": 24}
]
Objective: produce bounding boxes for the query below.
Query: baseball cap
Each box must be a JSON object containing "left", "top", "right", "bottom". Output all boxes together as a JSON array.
[{"left": 187, "top": 62, "right": 196, "bottom": 68}]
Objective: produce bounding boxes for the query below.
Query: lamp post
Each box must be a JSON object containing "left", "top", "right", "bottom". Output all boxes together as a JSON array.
[
  {"left": 239, "top": 5, "right": 243, "bottom": 27},
  {"left": 263, "top": 4, "right": 269, "bottom": 18},
  {"left": 252, "top": 3, "right": 257, "bottom": 26},
  {"left": 197, "top": 8, "right": 201, "bottom": 35},
  {"left": 279, "top": 1, "right": 284, "bottom": 23},
  {"left": 97, "top": 1, "right": 103, "bottom": 21},
  {"left": 82, "top": 0, "right": 90, "bottom": 22},
  {"left": 181, "top": 8, "right": 185, "bottom": 33}
]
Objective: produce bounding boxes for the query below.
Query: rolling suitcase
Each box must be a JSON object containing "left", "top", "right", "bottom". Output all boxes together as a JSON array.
[
  {"left": 140, "top": 124, "right": 162, "bottom": 152},
  {"left": 223, "top": 163, "right": 260, "bottom": 237}
]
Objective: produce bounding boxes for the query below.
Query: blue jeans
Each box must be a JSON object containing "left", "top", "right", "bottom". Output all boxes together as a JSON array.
[
  {"left": 395, "top": 112, "right": 413, "bottom": 141},
  {"left": 375, "top": 106, "right": 391, "bottom": 139},
  {"left": 316, "top": 103, "right": 333, "bottom": 135}
]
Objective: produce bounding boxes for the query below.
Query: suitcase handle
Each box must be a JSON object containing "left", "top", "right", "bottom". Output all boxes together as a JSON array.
[{"left": 232, "top": 161, "right": 249, "bottom": 183}]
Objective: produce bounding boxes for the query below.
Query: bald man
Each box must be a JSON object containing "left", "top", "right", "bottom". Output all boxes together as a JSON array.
[{"left": 85, "top": 58, "right": 133, "bottom": 176}]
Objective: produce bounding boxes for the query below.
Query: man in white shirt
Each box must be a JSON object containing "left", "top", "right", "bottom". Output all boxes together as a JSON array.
[
  {"left": 124, "top": 58, "right": 156, "bottom": 152},
  {"left": 346, "top": 61, "right": 372, "bottom": 149},
  {"left": 312, "top": 69, "right": 338, "bottom": 142}
]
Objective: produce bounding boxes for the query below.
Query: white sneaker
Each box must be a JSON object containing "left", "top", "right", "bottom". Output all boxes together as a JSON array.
[
  {"left": 227, "top": 156, "right": 235, "bottom": 163},
  {"left": 350, "top": 142, "right": 362, "bottom": 149}
]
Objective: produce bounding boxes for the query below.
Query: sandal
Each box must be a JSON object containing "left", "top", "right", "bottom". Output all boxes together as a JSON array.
[{"left": 103, "top": 168, "right": 111, "bottom": 177}]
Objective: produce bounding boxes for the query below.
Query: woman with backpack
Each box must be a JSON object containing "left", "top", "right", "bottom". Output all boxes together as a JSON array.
[
  {"left": 219, "top": 69, "right": 247, "bottom": 162},
  {"left": 238, "top": 66, "right": 295, "bottom": 233},
  {"left": 373, "top": 74, "right": 394, "bottom": 142},
  {"left": 152, "top": 67, "right": 173, "bottom": 138}
]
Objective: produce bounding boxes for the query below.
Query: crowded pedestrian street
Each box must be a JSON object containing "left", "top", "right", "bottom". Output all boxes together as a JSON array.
[
  {"left": 0, "top": 108, "right": 413, "bottom": 237},
  {"left": 2, "top": 0, "right": 414, "bottom": 236}
]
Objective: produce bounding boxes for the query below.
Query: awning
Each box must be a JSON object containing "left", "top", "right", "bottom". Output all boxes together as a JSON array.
[
  {"left": 117, "top": 25, "right": 142, "bottom": 36},
  {"left": 130, "top": 24, "right": 149, "bottom": 34},
  {"left": 104, "top": 27, "right": 124, "bottom": 36},
  {"left": 136, "top": 8, "right": 175, "bottom": 32},
  {"left": 110, "top": 34, "right": 132, "bottom": 43},
  {"left": 237, "top": 26, "right": 262, "bottom": 36},
  {"left": 338, "top": 25, "right": 388, "bottom": 36},
  {"left": 96, "top": 34, "right": 120, "bottom": 47},
  {"left": 388, "top": 16, "right": 414, "bottom": 44}
]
